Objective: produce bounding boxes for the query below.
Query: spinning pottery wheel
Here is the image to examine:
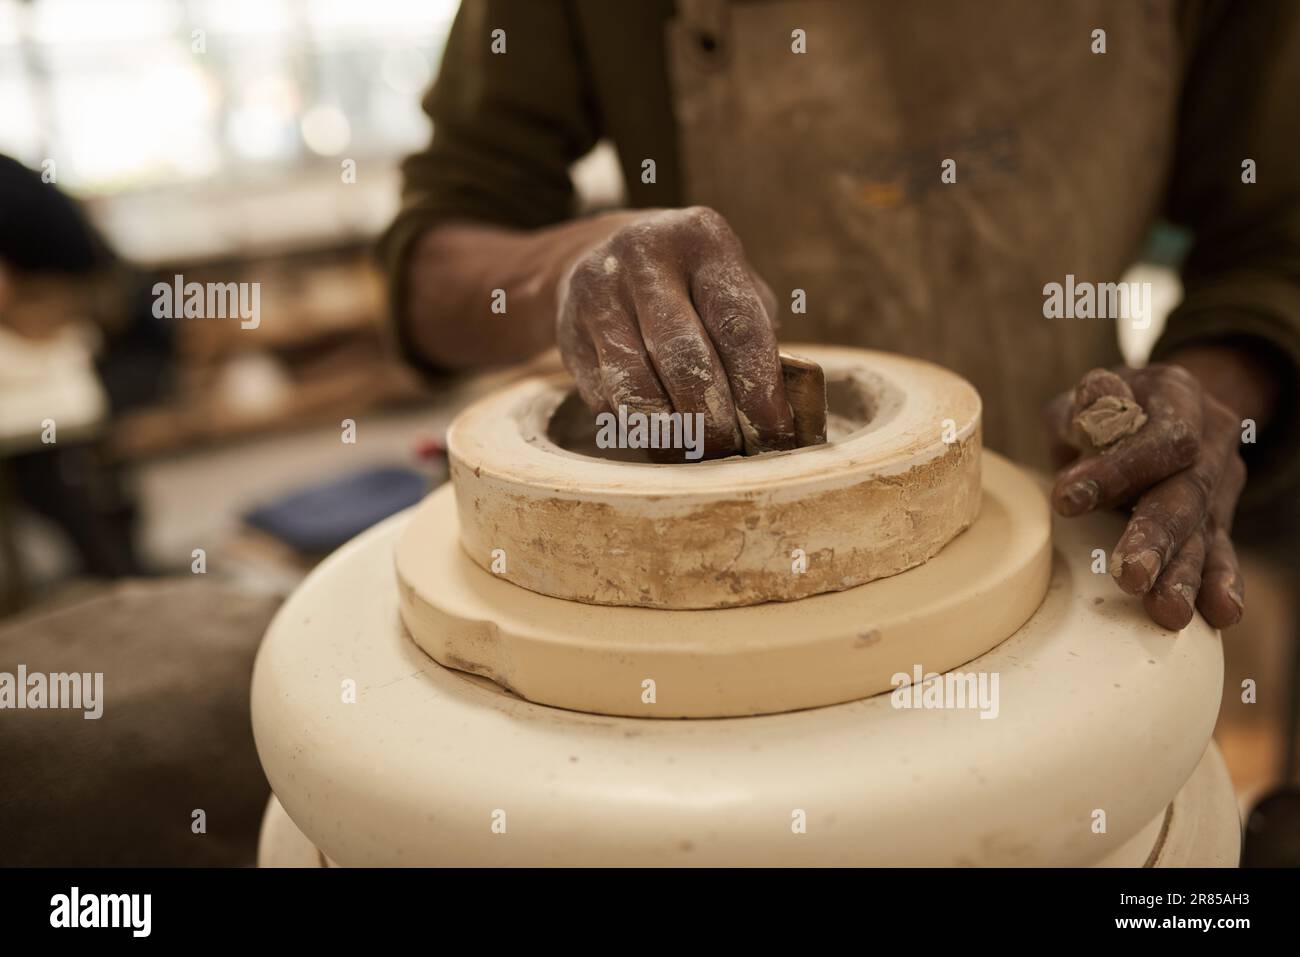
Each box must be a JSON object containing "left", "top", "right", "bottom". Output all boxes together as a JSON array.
[{"left": 251, "top": 346, "right": 1239, "bottom": 866}]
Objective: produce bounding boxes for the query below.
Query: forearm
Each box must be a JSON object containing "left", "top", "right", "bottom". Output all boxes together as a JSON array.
[
  {"left": 1164, "top": 340, "right": 1280, "bottom": 429},
  {"left": 401, "top": 211, "right": 643, "bottom": 370}
]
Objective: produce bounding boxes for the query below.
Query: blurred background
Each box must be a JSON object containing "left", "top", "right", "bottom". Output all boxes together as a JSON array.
[
  {"left": 0, "top": 0, "right": 586, "bottom": 601},
  {"left": 0, "top": 0, "right": 1293, "bottom": 865},
  {"left": 0, "top": 0, "right": 459, "bottom": 591}
]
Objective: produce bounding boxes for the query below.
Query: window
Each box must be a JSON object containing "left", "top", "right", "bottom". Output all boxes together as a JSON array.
[{"left": 0, "top": 0, "right": 458, "bottom": 195}]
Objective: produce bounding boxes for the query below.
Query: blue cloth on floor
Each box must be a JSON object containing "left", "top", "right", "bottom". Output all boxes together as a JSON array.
[{"left": 244, "top": 466, "right": 429, "bottom": 553}]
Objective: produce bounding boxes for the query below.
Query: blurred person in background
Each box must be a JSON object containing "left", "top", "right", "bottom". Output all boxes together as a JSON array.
[
  {"left": 0, "top": 152, "right": 173, "bottom": 582},
  {"left": 1, "top": 154, "right": 271, "bottom": 867}
]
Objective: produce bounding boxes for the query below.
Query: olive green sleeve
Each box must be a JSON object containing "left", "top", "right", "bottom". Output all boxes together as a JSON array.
[
  {"left": 376, "top": 0, "right": 600, "bottom": 374},
  {"left": 1157, "top": 0, "right": 1300, "bottom": 526}
]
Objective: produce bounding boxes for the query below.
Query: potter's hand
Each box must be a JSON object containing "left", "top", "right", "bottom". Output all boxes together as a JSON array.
[
  {"left": 1046, "top": 365, "right": 1246, "bottom": 631},
  {"left": 556, "top": 206, "right": 796, "bottom": 458}
]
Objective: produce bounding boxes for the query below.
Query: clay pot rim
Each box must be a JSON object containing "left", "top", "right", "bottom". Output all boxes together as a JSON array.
[{"left": 448, "top": 346, "right": 982, "bottom": 500}]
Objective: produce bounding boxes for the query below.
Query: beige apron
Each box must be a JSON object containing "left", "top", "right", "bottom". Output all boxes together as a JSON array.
[{"left": 666, "top": 0, "right": 1177, "bottom": 467}]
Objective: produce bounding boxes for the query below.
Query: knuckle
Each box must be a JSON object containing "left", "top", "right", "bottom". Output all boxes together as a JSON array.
[
  {"left": 607, "top": 224, "right": 645, "bottom": 255},
  {"left": 609, "top": 219, "right": 673, "bottom": 260},
  {"left": 1075, "top": 367, "right": 1129, "bottom": 405},
  {"left": 1156, "top": 363, "right": 1198, "bottom": 391},
  {"left": 678, "top": 205, "right": 736, "bottom": 246},
  {"left": 1164, "top": 418, "right": 1200, "bottom": 462},
  {"left": 1192, "top": 469, "right": 1215, "bottom": 504},
  {"left": 568, "top": 248, "right": 615, "bottom": 294},
  {"left": 566, "top": 285, "right": 605, "bottom": 322},
  {"left": 712, "top": 310, "right": 762, "bottom": 350},
  {"left": 653, "top": 328, "right": 710, "bottom": 368},
  {"left": 682, "top": 205, "right": 727, "bottom": 230}
]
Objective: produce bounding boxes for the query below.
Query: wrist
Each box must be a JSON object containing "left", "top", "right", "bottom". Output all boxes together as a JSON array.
[
  {"left": 1163, "top": 340, "right": 1279, "bottom": 427},
  {"left": 549, "top": 209, "right": 646, "bottom": 311}
]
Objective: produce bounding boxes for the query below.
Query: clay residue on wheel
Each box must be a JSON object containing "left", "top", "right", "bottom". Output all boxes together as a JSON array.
[{"left": 458, "top": 433, "right": 981, "bottom": 608}]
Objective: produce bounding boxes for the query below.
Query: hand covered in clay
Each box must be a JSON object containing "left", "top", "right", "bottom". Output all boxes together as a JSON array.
[
  {"left": 1046, "top": 365, "right": 1246, "bottom": 631},
  {"left": 556, "top": 206, "right": 796, "bottom": 458}
]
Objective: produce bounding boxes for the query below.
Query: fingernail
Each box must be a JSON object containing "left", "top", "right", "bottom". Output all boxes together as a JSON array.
[
  {"left": 1228, "top": 580, "right": 1245, "bottom": 614},
  {"left": 1115, "top": 548, "right": 1161, "bottom": 594},
  {"left": 1135, "top": 549, "right": 1162, "bottom": 590},
  {"left": 1151, "top": 583, "right": 1195, "bottom": 632},
  {"left": 1059, "top": 479, "right": 1099, "bottom": 516}
]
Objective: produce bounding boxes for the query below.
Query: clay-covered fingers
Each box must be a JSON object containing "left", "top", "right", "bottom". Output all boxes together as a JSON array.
[
  {"left": 555, "top": 299, "right": 608, "bottom": 414},
  {"left": 627, "top": 277, "right": 743, "bottom": 455},
  {"left": 1047, "top": 362, "right": 1249, "bottom": 630},
  {"left": 1142, "top": 524, "right": 1206, "bottom": 631},
  {"left": 1198, "top": 451, "right": 1246, "bottom": 628},
  {"left": 556, "top": 207, "right": 792, "bottom": 458},
  {"left": 1200, "top": 526, "right": 1244, "bottom": 628},
  {"left": 1051, "top": 365, "right": 1202, "bottom": 517},
  {"left": 691, "top": 246, "right": 795, "bottom": 453},
  {"left": 1142, "top": 441, "right": 1245, "bottom": 631},
  {"left": 632, "top": 207, "right": 792, "bottom": 453},
  {"left": 557, "top": 257, "right": 670, "bottom": 420},
  {"left": 1109, "top": 398, "right": 1238, "bottom": 597}
]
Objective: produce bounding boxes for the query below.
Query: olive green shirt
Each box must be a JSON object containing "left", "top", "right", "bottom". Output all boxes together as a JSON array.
[{"left": 380, "top": 0, "right": 1300, "bottom": 532}]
